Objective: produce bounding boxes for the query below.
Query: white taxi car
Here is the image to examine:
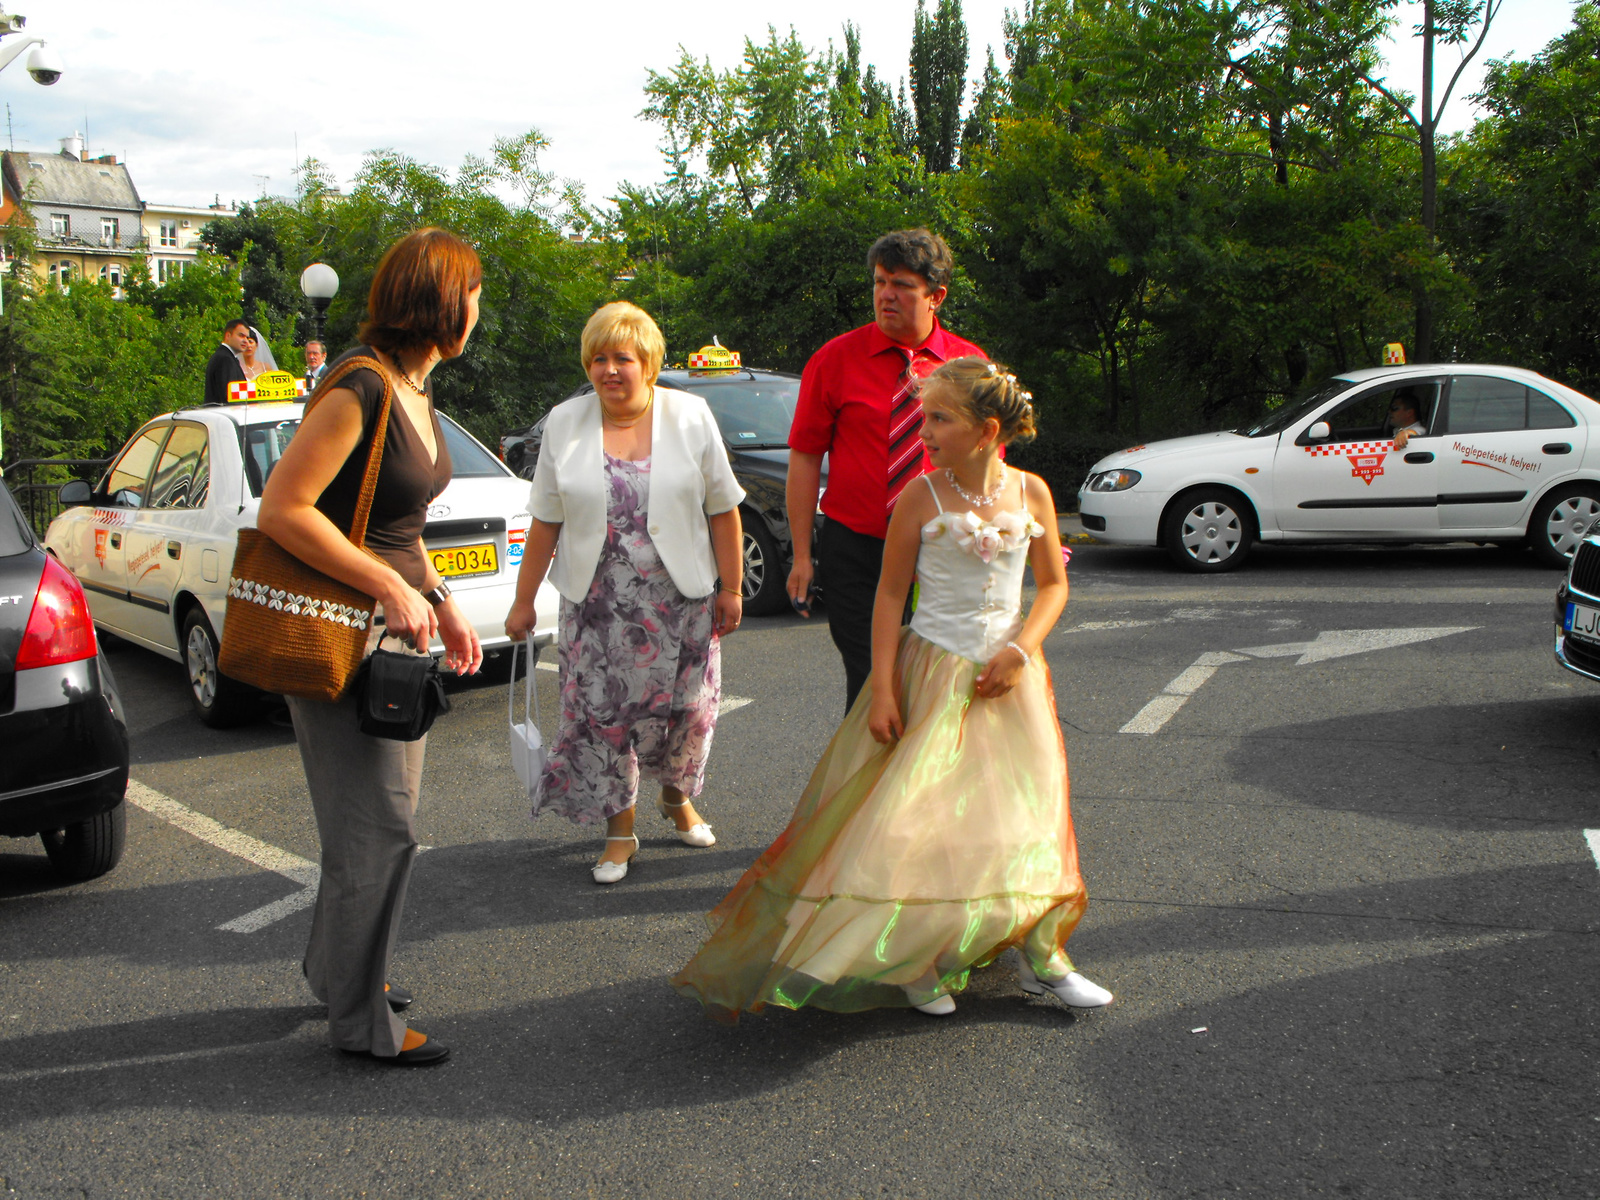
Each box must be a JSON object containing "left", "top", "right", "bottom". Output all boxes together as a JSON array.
[
  {"left": 1079, "top": 364, "right": 1600, "bottom": 572},
  {"left": 45, "top": 399, "right": 559, "bottom": 726}
]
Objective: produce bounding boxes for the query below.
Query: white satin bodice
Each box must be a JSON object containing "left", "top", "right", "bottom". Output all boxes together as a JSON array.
[{"left": 908, "top": 473, "right": 1045, "bottom": 663}]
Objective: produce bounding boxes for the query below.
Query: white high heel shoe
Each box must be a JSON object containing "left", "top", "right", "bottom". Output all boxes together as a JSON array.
[
  {"left": 658, "top": 796, "right": 715, "bottom": 847},
  {"left": 591, "top": 835, "right": 639, "bottom": 885},
  {"left": 912, "top": 993, "right": 956, "bottom": 1016},
  {"left": 1017, "top": 958, "right": 1113, "bottom": 1008}
]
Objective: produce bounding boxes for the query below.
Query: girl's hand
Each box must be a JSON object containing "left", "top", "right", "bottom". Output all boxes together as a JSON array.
[
  {"left": 975, "top": 645, "right": 1027, "bottom": 699},
  {"left": 435, "top": 597, "right": 483, "bottom": 675},
  {"left": 868, "top": 688, "right": 904, "bottom": 744},
  {"left": 714, "top": 591, "right": 743, "bottom": 636}
]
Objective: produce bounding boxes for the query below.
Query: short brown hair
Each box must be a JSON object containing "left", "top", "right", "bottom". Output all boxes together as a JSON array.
[
  {"left": 867, "top": 228, "right": 954, "bottom": 292},
  {"left": 358, "top": 228, "right": 482, "bottom": 358},
  {"left": 580, "top": 302, "right": 665, "bottom": 386},
  {"left": 919, "top": 356, "right": 1038, "bottom": 445}
]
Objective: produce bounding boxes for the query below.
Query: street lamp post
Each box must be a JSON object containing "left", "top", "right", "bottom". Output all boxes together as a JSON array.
[
  {"left": 0, "top": 6, "right": 65, "bottom": 472},
  {"left": 299, "top": 262, "right": 339, "bottom": 350}
]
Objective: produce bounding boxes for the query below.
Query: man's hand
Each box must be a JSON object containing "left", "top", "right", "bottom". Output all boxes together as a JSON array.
[{"left": 787, "top": 556, "right": 815, "bottom": 617}]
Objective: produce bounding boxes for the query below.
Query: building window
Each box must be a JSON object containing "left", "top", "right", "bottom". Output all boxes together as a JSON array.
[
  {"left": 159, "top": 219, "right": 178, "bottom": 247},
  {"left": 49, "top": 261, "right": 74, "bottom": 286},
  {"left": 157, "top": 258, "right": 187, "bottom": 284},
  {"left": 102, "top": 217, "right": 119, "bottom": 245},
  {"left": 50, "top": 213, "right": 70, "bottom": 237},
  {"left": 99, "top": 263, "right": 123, "bottom": 287}
]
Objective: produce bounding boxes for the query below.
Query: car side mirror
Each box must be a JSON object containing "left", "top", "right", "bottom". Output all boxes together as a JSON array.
[
  {"left": 57, "top": 479, "right": 93, "bottom": 507},
  {"left": 1306, "top": 421, "right": 1331, "bottom": 442}
]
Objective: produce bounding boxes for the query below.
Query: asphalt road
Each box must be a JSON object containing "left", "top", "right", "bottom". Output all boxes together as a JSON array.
[{"left": 3, "top": 540, "right": 1598, "bottom": 1199}]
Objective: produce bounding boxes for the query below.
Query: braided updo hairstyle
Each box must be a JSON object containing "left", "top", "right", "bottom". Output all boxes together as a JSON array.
[{"left": 918, "top": 356, "right": 1038, "bottom": 445}]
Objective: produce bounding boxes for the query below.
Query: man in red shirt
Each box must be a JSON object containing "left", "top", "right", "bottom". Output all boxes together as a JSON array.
[{"left": 785, "top": 228, "right": 987, "bottom": 711}]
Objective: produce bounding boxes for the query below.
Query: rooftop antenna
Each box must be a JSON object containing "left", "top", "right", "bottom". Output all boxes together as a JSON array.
[
  {"left": 6, "top": 103, "right": 12, "bottom": 152},
  {"left": 252, "top": 173, "right": 270, "bottom": 197}
]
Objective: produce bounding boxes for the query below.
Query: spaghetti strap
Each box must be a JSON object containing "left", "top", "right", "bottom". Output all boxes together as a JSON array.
[{"left": 922, "top": 473, "right": 943, "bottom": 514}]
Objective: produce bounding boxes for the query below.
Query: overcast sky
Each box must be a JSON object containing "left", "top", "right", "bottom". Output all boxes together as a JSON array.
[{"left": 7, "top": 0, "right": 1583, "bottom": 211}]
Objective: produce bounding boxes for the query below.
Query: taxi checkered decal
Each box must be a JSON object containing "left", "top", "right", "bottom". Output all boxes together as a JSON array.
[
  {"left": 227, "top": 378, "right": 308, "bottom": 401},
  {"left": 1303, "top": 439, "right": 1391, "bottom": 485}
]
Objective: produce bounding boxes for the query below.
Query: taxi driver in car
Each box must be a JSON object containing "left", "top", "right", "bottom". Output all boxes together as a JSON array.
[{"left": 1388, "top": 390, "right": 1428, "bottom": 449}]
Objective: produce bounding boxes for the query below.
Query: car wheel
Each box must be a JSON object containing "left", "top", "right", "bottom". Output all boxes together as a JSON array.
[
  {"left": 1163, "top": 488, "right": 1255, "bottom": 573},
  {"left": 183, "top": 607, "right": 256, "bottom": 728},
  {"left": 40, "top": 800, "right": 126, "bottom": 881},
  {"left": 740, "top": 514, "right": 789, "bottom": 615},
  {"left": 1528, "top": 486, "right": 1600, "bottom": 567}
]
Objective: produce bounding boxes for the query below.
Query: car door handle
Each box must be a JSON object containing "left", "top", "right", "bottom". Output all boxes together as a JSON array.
[
  {"left": 1543, "top": 442, "right": 1572, "bottom": 455},
  {"left": 166, "top": 541, "right": 182, "bottom": 560},
  {"left": 1404, "top": 452, "right": 1434, "bottom": 464},
  {"left": 109, "top": 532, "right": 121, "bottom": 549}
]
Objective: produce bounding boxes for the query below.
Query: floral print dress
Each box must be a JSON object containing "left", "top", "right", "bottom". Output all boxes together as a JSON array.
[{"left": 535, "top": 452, "right": 722, "bottom": 825}]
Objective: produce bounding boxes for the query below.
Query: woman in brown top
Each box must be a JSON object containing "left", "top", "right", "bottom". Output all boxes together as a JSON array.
[{"left": 258, "top": 227, "right": 483, "bottom": 1066}]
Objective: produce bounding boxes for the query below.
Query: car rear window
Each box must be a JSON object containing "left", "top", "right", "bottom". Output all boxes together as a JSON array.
[
  {"left": 0, "top": 483, "right": 33, "bottom": 555},
  {"left": 688, "top": 380, "right": 799, "bottom": 447},
  {"left": 438, "top": 415, "right": 507, "bottom": 478}
]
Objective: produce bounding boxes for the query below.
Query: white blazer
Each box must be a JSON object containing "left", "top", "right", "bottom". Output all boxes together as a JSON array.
[{"left": 527, "top": 386, "right": 746, "bottom": 602}]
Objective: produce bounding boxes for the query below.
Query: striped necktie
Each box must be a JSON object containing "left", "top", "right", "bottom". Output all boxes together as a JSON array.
[{"left": 886, "top": 348, "right": 926, "bottom": 517}]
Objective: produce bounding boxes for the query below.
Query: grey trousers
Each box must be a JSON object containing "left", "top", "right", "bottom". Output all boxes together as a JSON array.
[{"left": 286, "top": 690, "right": 426, "bottom": 1056}]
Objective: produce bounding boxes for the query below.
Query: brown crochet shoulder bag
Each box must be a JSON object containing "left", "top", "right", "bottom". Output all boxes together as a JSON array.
[{"left": 218, "top": 355, "right": 394, "bottom": 702}]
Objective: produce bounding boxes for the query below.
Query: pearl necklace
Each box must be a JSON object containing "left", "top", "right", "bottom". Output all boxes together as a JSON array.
[{"left": 945, "top": 466, "right": 1007, "bottom": 507}]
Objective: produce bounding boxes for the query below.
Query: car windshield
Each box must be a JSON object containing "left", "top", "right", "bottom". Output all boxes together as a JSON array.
[
  {"left": 1243, "top": 379, "right": 1357, "bottom": 438},
  {"left": 240, "top": 412, "right": 505, "bottom": 497},
  {"left": 686, "top": 378, "right": 798, "bottom": 448}
]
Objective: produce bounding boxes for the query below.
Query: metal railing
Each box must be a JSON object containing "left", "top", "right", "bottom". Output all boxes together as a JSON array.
[{"left": 1, "top": 457, "right": 111, "bottom": 538}]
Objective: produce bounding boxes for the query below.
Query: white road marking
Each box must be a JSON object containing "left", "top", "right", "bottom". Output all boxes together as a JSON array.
[
  {"left": 1235, "top": 627, "right": 1478, "bottom": 666},
  {"left": 1120, "top": 627, "right": 1478, "bottom": 735},
  {"left": 1585, "top": 829, "right": 1600, "bottom": 872},
  {"left": 127, "top": 782, "right": 318, "bottom": 933},
  {"left": 1067, "top": 619, "right": 1166, "bottom": 633},
  {"left": 0, "top": 1033, "right": 320, "bottom": 1084},
  {"left": 1120, "top": 652, "right": 1249, "bottom": 734}
]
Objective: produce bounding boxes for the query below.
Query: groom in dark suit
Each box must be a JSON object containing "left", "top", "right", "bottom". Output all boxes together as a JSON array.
[{"left": 203, "top": 319, "right": 251, "bottom": 405}]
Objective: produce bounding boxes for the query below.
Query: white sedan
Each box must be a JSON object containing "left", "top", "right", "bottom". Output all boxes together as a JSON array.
[
  {"left": 1078, "top": 364, "right": 1600, "bottom": 572},
  {"left": 45, "top": 400, "right": 559, "bottom": 726}
]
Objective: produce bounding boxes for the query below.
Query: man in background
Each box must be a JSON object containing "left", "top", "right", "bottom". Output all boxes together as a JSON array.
[
  {"left": 305, "top": 341, "right": 328, "bottom": 388},
  {"left": 204, "top": 319, "right": 251, "bottom": 405},
  {"left": 785, "top": 229, "right": 987, "bottom": 712}
]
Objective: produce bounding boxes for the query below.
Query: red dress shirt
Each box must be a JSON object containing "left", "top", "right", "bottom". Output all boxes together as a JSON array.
[{"left": 789, "top": 318, "right": 987, "bottom": 539}]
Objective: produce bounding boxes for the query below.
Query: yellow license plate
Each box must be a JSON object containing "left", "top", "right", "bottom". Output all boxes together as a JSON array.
[{"left": 429, "top": 541, "right": 499, "bottom": 579}]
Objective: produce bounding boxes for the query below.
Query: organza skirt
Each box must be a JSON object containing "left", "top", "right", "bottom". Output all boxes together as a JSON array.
[{"left": 672, "top": 628, "right": 1087, "bottom": 1021}]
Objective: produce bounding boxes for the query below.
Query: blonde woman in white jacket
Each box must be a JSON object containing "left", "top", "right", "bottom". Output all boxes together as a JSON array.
[{"left": 506, "top": 303, "right": 745, "bottom": 884}]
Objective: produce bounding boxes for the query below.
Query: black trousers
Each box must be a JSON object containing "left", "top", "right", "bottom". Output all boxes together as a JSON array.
[{"left": 817, "top": 518, "right": 913, "bottom": 714}]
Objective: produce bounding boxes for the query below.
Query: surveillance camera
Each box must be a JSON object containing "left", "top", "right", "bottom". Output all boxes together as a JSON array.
[
  {"left": 2, "top": 15, "right": 26, "bottom": 33},
  {"left": 25, "top": 42, "right": 61, "bottom": 85}
]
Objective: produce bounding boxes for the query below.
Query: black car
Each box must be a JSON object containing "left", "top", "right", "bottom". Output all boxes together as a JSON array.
[
  {"left": 501, "top": 367, "right": 825, "bottom": 615},
  {"left": 0, "top": 478, "right": 129, "bottom": 880}
]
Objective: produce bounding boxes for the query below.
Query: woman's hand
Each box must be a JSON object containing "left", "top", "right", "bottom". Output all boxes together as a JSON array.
[
  {"left": 713, "top": 591, "right": 742, "bottom": 637},
  {"left": 435, "top": 597, "right": 483, "bottom": 675},
  {"left": 377, "top": 580, "right": 438, "bottom": 653},
  {"left": 975, "top": 645, "right": 1027, "bottom": 700},
  {"left": 867, "top": 686, "right": 904, "bottom": 744},
  {"left": 505, "top": 597, "right": 539, "bottom": 642}
]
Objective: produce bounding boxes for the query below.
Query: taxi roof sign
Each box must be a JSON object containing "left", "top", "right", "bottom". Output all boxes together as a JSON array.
[
  {"left": 1382, "top": 343, "right": 1406, "bottom": 365},
  {"left": 228, "top": 372, "right": 308, "bottom": 402},
  {"left": 688, "top": 337, "right": 740, "bottom": 372}
]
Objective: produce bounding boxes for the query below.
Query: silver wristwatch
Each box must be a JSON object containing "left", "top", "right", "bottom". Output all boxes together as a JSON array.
[{"left": 422, "top": 581, "right": 452, "bottom": 607}]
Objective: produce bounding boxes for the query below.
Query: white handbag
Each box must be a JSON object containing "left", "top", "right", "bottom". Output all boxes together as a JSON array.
[{"left": 509, "top": 635, "right": 547, "bottom": 804}]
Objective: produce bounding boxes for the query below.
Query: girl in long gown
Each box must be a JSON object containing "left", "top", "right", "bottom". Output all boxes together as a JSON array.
[{"left": 672, "top": 358, "right": 1113, "bottom": 1020}]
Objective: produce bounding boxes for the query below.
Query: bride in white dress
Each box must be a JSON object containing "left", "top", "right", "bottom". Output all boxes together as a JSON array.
[{"left": 673, "top": 357, "right": 1113, "bottom": 1021}]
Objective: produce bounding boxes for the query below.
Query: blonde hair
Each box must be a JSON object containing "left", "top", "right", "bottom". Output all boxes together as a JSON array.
[
  {"left": 580, "top": 302, "right": 665, "bottom": 385},
  {"left": 919, "top": 356, "right": 1038, "bottom": 445}
]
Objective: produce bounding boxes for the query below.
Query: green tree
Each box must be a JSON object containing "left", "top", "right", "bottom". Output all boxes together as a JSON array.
[{"left": 910, "top": 0, "right": 969, "bottom": 172}]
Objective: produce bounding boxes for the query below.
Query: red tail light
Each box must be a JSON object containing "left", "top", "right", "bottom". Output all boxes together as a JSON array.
[{"left": 15, "top": 554, "right": 98, "bottom": 669}]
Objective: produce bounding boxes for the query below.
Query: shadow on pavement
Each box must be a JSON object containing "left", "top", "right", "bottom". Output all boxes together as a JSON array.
[{"left": 1227, "top": 695, "right": 1600, "bottom": 830}]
